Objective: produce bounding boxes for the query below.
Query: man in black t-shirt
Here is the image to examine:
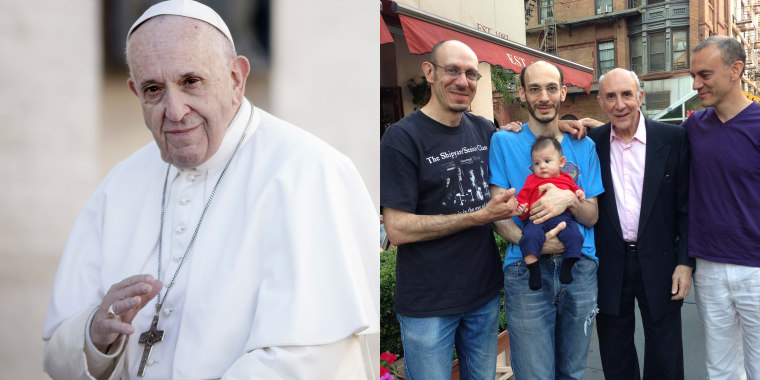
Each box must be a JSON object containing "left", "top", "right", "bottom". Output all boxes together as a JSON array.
[{"left": 380, "top": 40, "right": 519, "bottom": 379}]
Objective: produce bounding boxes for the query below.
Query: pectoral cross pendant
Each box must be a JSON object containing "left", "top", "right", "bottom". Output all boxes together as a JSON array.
[{"left": 137, "top": 314, "right": 164, "bottom": 377}]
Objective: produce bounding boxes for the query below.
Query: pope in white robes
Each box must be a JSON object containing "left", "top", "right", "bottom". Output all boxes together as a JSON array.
[{"left": 41, "top": 1, "right": 379, "bottom": 379}]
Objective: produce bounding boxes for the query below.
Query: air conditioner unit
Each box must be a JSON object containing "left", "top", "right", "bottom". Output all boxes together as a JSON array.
[{"left": 596, "top": 6, "right": 612, "bottom": 14}]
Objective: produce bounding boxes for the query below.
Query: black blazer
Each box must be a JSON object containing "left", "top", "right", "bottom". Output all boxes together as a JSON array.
[{"left": 589, "top": 118, "right": 692, "bottom": 321}]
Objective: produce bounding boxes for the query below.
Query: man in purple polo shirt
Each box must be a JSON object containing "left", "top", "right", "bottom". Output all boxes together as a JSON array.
[{"left": 685, "top": 35, "right": 760, "bottom": 379}]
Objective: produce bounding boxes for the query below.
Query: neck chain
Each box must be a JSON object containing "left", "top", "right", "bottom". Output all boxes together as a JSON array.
[{"left": 154, "top": 104, "right": 254, "bottom": 314}]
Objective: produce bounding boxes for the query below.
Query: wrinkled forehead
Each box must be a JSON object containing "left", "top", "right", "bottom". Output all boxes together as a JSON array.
[
  {"left": 127, "top": 16, "right": 229, "bottom": 61},
  {"left": 126, "top": 17, "right": 228, "bottom": 79},
  {"left": 128, "top": 15, "right": 220, "bottom": 47},
  {"left": 600, "top": 72, "right": 638, "bottom": 94}
]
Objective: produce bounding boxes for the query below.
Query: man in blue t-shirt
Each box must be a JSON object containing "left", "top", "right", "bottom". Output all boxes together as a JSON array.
[
  {"left": 380, "top": 40, "right": 520, "bottom": 379},
  {"left": 489, "top": 61, "right": 603, "bottom": 379},
  {"left": 685, "top": 36, "right": 760, "bottom": 379}
]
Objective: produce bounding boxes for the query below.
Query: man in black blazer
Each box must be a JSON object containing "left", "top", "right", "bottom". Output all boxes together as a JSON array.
[{"left": 588, "top": 68, "right": 693, "bottom": 380}]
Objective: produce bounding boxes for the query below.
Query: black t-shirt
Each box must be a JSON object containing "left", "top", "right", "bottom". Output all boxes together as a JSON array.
[{"left": 380, "top": 110, "right": 502, "bottom": 317}]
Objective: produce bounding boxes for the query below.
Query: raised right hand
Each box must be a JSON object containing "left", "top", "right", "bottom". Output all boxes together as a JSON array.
[{"left": 90, "top": 274, "right": 162, "bottom": 353}]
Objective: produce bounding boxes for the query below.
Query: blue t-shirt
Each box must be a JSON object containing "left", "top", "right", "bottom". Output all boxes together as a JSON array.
[
  {"left": 489, "top": 125, "right": 604, "bottom": 268},
  {"left": 682, "top": 102, "right": 760, "bottom": 267}
]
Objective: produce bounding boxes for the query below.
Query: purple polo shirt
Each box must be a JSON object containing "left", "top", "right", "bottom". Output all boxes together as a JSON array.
[{"left": 682, "top": 102, "right": 760, "bottom": 267}]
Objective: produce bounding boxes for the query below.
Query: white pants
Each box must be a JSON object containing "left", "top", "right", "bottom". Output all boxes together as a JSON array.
[{"left": 694, "top": 258, "right": 760, "bottom": 380}]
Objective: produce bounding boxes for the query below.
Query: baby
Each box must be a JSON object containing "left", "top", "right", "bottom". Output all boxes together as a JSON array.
[{"left": 516, "top": 136, "right": 585, "bottom": 290}]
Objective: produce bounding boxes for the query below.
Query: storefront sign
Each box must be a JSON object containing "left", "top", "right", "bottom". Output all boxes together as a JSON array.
[
  {"left": 744, "top": 91, "right": 760, "bottom": 104},
  {"left": 398, "top": 13, "right": 593, "bottom": 93}
]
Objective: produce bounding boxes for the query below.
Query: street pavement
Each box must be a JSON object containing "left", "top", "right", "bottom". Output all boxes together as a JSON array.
[{"left": 582, "top": 283, "right": 707, "bottom": 379}]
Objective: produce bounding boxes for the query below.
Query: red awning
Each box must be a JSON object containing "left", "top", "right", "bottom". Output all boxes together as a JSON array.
[
  {"left": 397, "top": 11, "right": 593, "bottom": 93},
  {"left": 381, "top": 15, "right": 394, "bottom": 44}
]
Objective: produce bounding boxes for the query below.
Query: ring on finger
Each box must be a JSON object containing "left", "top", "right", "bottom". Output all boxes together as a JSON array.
[{"left": 107, "top": 304, "right": 119, "bottom": 319}]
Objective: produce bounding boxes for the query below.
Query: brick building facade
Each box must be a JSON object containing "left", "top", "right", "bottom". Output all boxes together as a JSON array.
[{"left": 499, "top": 0, "right": 760, "bottom": 125}]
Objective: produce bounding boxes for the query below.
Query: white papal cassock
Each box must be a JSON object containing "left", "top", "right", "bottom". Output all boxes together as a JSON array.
[{"left": 42, "top": 99, "right": 379, "bottom": 379}]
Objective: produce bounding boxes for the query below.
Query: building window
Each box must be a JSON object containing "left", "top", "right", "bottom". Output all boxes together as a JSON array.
[
  {"left": 629, "top": 0, "right": 642, "bottom": 7},
  {"left": 649, "top": 32, "right": 665, "bottom": 72},
  {"left": 673, "top": 30, "right": 688, "bottom": 70},
  {"left": 647, "top": 91, "right": 671, "bottom": 110},
  {"left": 598, "top": 41, "right": 615, "bottom": 77},
  {"left": 630, "top": 36, "right": 643, "bottom": 74},
  {"left": 596, "top": 0, "right": 613, "bottom": 14},
  {"left": 648, "top": 0, "right": 664, "bottom": 4},
  {"left": 539, "top": 0, "right": 554, "bottom": 24}
]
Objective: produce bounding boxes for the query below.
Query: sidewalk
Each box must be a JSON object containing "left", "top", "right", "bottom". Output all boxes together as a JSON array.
[{"left": 582, "top": 283, "right": 707, "bottom": 379}]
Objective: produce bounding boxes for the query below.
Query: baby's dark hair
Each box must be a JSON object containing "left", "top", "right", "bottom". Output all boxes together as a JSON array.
[{"left": 531, "top": 136, "right": 562, "bottom": 155}]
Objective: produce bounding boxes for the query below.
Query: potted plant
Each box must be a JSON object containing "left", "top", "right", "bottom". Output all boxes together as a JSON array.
[{"left": 406, "top": 76, "right": 430, "bottom": 110}]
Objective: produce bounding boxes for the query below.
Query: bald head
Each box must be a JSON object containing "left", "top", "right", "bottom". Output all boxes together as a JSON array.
[
  {"left": 521, "top": 61, "right": 563, "bottom": 88},
  {"left": 599, "top": 68, "right": 642, "bottom": 100},
  {"left": 430, "top": 40, "right": 478, "bottom": 65}
]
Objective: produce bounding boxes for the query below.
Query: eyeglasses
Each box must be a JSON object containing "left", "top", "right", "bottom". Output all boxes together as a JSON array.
[
  {"left": 430, "top": 63, "right": 482, "bottom": 82},
  {"left": 525, "top": 85, "right": 561, "bottom": 96}
]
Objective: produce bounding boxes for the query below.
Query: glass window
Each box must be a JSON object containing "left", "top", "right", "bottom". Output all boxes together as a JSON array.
[
  {"left": 649, "top": 32, "right": 665, "bottom": 72},
  {"left": 630, "top": 36, "right": 643, "bottom": 74},
  {"left": 598, "top": 41, "right": 615, "bottom": 77},
  {"left": 596, "top": 0, "right": 613, "bottom": 14},
  {"left": 539, "top": 0, "right": 554, "bottom": 24},
  {"left": 673, "top": 30, "right": 688, "bottom": 70}
]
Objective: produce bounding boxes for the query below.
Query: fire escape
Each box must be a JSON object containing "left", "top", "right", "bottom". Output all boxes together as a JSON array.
[
  {"left": 735, "top": 0, "right": 760, "bottom": 93},
  {"left": 526, "top": 0, "right": 557, "bottom": 54}
]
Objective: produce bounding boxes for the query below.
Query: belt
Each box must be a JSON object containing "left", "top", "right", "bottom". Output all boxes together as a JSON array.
[
  {"left": 624, "top": 242, "right": 638, "bottom": 252},
  {"left": 539, "top": 252, "right": 564, "bottom": 260}
]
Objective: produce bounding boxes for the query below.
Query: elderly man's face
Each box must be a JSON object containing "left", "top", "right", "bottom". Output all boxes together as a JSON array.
[
  {"left": 127, "top": 16, "right": 247, "bottom": 169},
  {"left": 597, "top": 69, "right": 642, "bottom": 133}
]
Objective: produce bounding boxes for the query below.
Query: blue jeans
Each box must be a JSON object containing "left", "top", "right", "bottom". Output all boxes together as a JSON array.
[
  {"left": 397, "top": 294, "right": 500, "bottom": 380},
  {"left": 504, "top": 255, "right": 598, "bottom": 380}
]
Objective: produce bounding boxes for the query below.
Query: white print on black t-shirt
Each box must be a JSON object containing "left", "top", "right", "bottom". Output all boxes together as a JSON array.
[
  {"left": 425, "top": 145, "right": 489, "bottom": 164},
  {"left": 439, "top": 154, "right": 490, "bottom": 211}
]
